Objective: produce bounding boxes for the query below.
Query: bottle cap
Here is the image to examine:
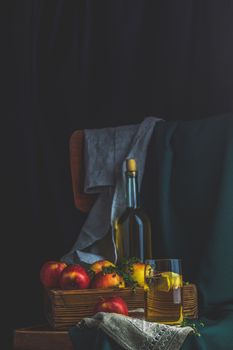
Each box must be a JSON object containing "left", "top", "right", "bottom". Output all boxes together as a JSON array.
[{"left": 126, "top": 158, "right": 137, "bottom": 172}]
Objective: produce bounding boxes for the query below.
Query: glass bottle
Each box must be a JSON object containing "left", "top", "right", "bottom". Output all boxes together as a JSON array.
[{"left": 114, "top": 158, "right": 152, "bottom": 263}]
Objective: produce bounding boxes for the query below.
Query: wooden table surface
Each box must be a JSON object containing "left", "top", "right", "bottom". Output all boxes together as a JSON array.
[{"left": 13, "top": 325, "right": 74, "bottom": 350}]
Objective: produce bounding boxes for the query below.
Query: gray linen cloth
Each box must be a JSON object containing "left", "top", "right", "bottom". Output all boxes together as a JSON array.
[
  {"left": 62, "top": 117, "right": 161, "bottom": 265},
  {"left": 78, "top": 312, "right": 193, "bottom": 350}
]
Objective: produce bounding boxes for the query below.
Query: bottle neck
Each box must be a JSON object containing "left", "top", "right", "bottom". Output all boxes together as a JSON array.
[{"left": 126, "top": 171, "right": 139, "bottom": 208}]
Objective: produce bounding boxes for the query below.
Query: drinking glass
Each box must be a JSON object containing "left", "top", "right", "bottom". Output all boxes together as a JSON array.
[{"left": 144, "top": 259, "right": 183, "bottom": 325}]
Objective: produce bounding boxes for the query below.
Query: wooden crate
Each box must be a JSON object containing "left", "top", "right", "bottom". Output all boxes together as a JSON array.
[
  {"left": 13, "top": 325, "right": 73, "bottom": 350},
  {"left": 44, "top": 284, "right": 198, "bottom": 330},
  {"left": 183, "top": 283, "right": 198, "bottom": 319},
  {"left": 45, "top": 287, "right": 145, "bottom": 329}
]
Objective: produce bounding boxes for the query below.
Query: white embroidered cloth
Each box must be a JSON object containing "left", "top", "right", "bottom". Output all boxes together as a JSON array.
[{"left": 78, "top": 312, "right": 193, "bottom": 350}]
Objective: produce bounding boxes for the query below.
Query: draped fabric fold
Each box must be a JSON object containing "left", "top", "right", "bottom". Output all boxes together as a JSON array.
[{"left": 62, "top": 117, "right": 161, "bottom": 264}]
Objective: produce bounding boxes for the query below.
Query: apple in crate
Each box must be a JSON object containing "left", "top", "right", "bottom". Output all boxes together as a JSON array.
[
  {"left": 90, "top": 260, "right": 115, "bottom": 274},
  {"left": 127, "top": 262, "right": 146, "bottom": 287},
  {"left": 94, "top": 296, "right": 128, "bottom": 316},
  {"left": 40, "top": 261, "right": 67, "bottom": 288},
  {"left": 122, "top": 259, "right": 150, "bottom": 288},
  {"left": 91, "top": 271, "right": 125, "bottom": 289},
  {"left": 59, "top": 264, "right": 91, "bottom": 289}
]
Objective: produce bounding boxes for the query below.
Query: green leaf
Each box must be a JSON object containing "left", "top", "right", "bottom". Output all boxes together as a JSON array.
[{"left": 180, "top": 318, "right": 205, "bottom": 337}]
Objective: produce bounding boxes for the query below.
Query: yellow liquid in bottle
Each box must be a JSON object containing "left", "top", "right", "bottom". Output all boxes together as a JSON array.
[{"left": 114, "top": 207, "right": 152, "bottom": 263}]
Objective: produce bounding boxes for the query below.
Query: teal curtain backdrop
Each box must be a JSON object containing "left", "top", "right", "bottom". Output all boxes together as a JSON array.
[{"left": 3, "top": 1, "right": 233, "bottom": 348}]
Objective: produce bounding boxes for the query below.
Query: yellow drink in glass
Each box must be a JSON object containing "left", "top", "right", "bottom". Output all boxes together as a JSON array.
[{"left": 145, "top": 259, "right": 183, "bottom": 325}]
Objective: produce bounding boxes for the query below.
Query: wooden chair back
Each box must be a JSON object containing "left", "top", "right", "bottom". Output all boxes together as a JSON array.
[{"left": 69, "top": 130, "right": 97, "bottom": 212}]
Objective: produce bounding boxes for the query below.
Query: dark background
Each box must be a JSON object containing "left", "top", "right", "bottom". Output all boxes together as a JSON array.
[{"left": 3, "top": 1, "right": 233, "bottom": 348}]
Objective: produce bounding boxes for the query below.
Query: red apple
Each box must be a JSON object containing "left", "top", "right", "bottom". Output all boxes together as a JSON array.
[
  {"left": 40, "top": 261, "right": 67, "bottom": 288},
  {"left": 59, "top": 264, "right": 90, "bottom": 289},
  {"left": 94, "top": 296, "right": 128, "bottom": 316},
  {"left": 90, "top": 260, "right": 115, "bottom": 274},
  {"left": 91, "top": 272, "right": 125, "bottom": 289}
]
